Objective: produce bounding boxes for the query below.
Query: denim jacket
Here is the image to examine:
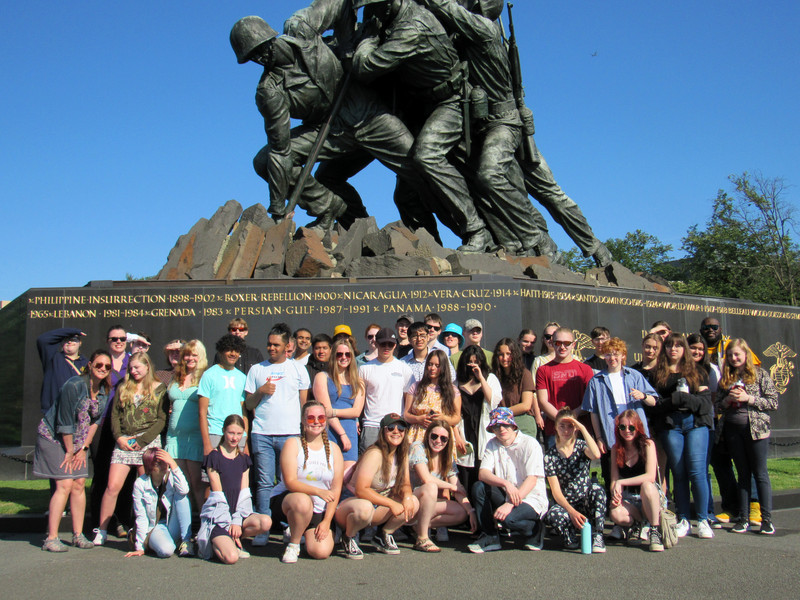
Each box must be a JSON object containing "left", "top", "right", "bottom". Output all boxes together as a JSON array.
[
  {"left": 581, "top": 367, "right": 658, "bottom": 446},
  {"left": 131, "top": 468, "right": 189, "bottom": 551},
  {"left": 196, "top": 489, "right": 254, "bottom": 560}
]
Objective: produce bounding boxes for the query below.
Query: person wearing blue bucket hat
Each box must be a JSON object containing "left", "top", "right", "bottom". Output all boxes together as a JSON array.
[
  {"left": 439, "top": 323, "right": 464, "bottom": 356},
  {"left": 467, "top": 407, "right": 548, "bottom": 553}
]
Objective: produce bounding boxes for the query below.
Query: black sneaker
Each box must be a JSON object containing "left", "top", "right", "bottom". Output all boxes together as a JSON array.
[
  {"left": 759, "top": 520, "right": 775, "bottom": 535},
  {"left": 340, "top": 535, "right": 363, "bottom": 559},
  {"left": 372, "top": 528, "right": 400, "bottom": 555},
  {"left": 731, "top": 520, "right": 750, "bottom": 534}
]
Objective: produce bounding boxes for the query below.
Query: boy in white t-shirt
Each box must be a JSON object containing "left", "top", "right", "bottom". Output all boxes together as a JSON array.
[
  {"left": 468, "top": 407, "right": 548, "bottom": 554},
  {"left": 357, "top": 327, "right": 413, "bottom": 453},
  {"left": 244, "top": 324, "right": 309, "bottom": 545}
]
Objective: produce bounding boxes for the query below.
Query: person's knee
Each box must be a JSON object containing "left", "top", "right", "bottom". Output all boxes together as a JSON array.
[
  {"left": 220, "top": 549, "right": 239, "bottom": 564},
  {"left": 419, "top": 482, "right": 438, "bottom": 501}
]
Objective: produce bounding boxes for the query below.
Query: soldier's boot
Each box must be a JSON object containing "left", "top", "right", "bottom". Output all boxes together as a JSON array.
[
  {"left": 305, "top": 197, "right": 347, "bottom": 232},
  {"left": 592, "top": 243, "right": 613, "bottom": 268},
  {"left": 458, "top": 228, "right": 498, "bottom": 254}
]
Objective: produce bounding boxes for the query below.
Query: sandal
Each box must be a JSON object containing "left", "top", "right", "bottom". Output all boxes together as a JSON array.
[{"left": 413, "top": 537, "right": 441, "bottom": 553}]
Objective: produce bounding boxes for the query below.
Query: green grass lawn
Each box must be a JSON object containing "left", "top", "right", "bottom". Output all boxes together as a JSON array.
[{"left": 1, "top": 459, "right": 798, "bottom": 515}]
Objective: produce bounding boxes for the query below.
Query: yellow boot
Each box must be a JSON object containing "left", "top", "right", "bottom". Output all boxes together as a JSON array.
[{"left": 749, "top": 502, "right": 762, "bottom": 524}]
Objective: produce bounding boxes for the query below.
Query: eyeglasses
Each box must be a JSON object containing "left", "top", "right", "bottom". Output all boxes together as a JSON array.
[
  {"left": 385, "top": 424, "right": 406, "bottom": 433},
  {"left": 604, "top": 352, "right": 623, "bottom": 359},
  {"left": 229, "top": 327, "right": 247, "bottom": 332},
  {"left": 108, "top": 337, "right": 126, "bottom": 343},
  {"left": 553, "top": 340, "right": 573, "bottom": 348},
  {"left": 429, "top": 433, "right": 449, "bottom": 443},
  {"left": 412, "top": 333, "right": 428, "bottom": 340},
  {"left": 93, "top": 363, "right": 112, "bottom": 371},
  {"left": 426, "top": 324, "right": 442, "bottom": 332},
  {"left": 336, "top": 351, "right": 351, "bottom": 358},
  {"left": 701, "top": 324, "right": 720, "bottom": 331},
  {"left": 306, "top": 415, "right": 327, "bottom": 425},
  {"left": 618, "top": 424, "right": 636, "bottom": 433}
]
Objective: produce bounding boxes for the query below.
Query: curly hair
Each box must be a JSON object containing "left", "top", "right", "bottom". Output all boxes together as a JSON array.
[{"left": 491, "top": 338, "right": 525, "bottom": 390}]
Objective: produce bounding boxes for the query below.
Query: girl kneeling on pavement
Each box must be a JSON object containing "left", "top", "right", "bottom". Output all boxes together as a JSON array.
[
  {"left": 543, "top": 409, "right": 607, "bottom": 552},
  {"left": 608, "top": 410, "right": 664, "bottom": 551},
  {"left": 334, "top": 413, "right": 419, "bottom": 559},
  {"left": 197, "top": 415, "right": 271, "bottom": 563},
  {"left": 411, "top": 420, "right": 476, "bottom": 552},
  {"left": 125, "top": 448, "right": 193, "bottom": 558},
  {"left": 273, "top": 401, "right": 344, "bottom": 563}
]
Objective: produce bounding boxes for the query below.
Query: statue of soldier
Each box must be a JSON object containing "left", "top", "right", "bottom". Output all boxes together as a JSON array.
[
  {"left": 351, "top": 0, "right": 496, "bottom": 253},
  {"left": 420, "top": 0, "right": 559, "bottom": 259},
  {"left": 231, "top": 15, "right": 434, "bottom": 230}
]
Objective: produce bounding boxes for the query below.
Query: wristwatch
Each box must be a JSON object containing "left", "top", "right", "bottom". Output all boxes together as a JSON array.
[{"left": 81, "top": 446, "right": 89, "bottom": 452}]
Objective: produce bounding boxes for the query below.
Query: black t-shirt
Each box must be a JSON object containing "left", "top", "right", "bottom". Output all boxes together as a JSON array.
[{"left": 204, "top": 449, "right": 252, "bottom": 511}]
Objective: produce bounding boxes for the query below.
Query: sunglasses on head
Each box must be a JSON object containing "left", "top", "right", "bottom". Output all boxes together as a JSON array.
[
  {"left": 429, "top": 433, "right": 449, "bottom": 443},
  {"left": 108, "top": 337, "right": 126, "bottom": 343},
  {"left": 618, "top": 424, "right": 636, "bottom": 433},
  {"left": 306, "top": 414, "right": 326, "bottom": 425},
  {"left": 385, "top": 424, "right": 406, "bottom": 433},
  {"left": 336, "top": 351, "right": 351, "bottom": 358}
]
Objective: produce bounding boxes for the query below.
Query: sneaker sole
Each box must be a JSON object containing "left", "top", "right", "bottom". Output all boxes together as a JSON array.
[{"left": 649, "top": 545, "right": 664, "bottom": 552}]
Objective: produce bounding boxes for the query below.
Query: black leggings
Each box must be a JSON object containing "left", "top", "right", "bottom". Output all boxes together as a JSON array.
[{"left": 724, "top": 422, "right": 772, "bottom": 522}]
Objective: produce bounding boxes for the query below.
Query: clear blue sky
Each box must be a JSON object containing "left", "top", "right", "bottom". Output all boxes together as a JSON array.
[{"left": 2, "top": 0, "right": 798, "bottom": 302}]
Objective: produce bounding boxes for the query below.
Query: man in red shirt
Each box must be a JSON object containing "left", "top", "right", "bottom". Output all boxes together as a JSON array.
[{"left": 535, "top": 327, "right": 594, "bottom": 447}]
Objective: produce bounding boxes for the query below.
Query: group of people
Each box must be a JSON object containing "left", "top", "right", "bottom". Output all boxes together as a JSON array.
[
  {"left": 34, "top": 312, "right": 780, "bottom": 561},
  {"left": 230, "top": 0, "right": 613, "bottom": 267}
]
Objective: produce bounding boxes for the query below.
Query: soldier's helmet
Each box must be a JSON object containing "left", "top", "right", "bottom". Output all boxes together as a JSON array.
[
  {"left": 230, "top": 16, "right": 279, "bottom": 64},
  {"left": 470, "top": 0, "right": 503, "bottom": 22}
]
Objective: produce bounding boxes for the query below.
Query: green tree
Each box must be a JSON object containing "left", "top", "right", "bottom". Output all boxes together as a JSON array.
[
  {"left": 560, "top": 247, "right": 594, "bottom": 273},
  {"left": 677, "top": 173, "right": 800, "bottom": 305},
  {"left": 604, "top": 229, "right": 673, "bottom": 274}
]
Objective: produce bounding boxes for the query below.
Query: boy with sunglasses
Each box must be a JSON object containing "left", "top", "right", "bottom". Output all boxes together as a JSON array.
[
  {"left": 468, "top": 408, "right": 547, "bottom": 553},
  {"left": 535, "top": 327, "right": 594, "bottom": 447}
]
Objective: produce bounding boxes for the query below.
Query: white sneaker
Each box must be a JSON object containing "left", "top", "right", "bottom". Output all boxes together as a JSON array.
[
  {"left": 697, "top": 519, "right": 714, "bottom": 539},
  {"left": 92, "top": 528, "right": 107, "bottom": 546},
  {"left": 252, "top": 533, "right": 269, "bottom": 547},
  {"left": 676, "top": 519, "right": 690, "bottom": 538},
  {"left": 281, "top": 543, "right": 300, "bottom": 564},
  {"left": 238, "top": 547, "right": 251, "bottom": 559},
  {"left": 282, "top": 526, "right": 291, "bottom": 544},
  {"left": 609, "top": 525, "right": 625, "bottom": 541},
  {"left": 435, "top": 527, "right": 449, "bottom": 543}
]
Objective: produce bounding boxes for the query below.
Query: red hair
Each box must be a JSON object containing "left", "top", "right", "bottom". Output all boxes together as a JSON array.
[{"left": 614, "top": 409, "right": 649, "bottom": 468}]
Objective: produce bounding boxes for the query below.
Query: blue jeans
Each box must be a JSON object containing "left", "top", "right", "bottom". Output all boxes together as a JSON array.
[
  {"left": 147, "top": 494, "right": 192, "bottom": 558},
  {"left": 660, "top": 412, "right": 710, "bottom": 521},
  {"left": 251, "top": 433, "right": 291, "bottom": 516},
  {"left": 471, "top": 481, "right": 541, "bottom": 539}
]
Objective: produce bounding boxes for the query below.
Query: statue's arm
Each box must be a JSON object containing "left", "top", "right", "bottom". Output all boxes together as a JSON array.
[
  {"left": 421, "top": 0, "right": 495, "bottom": 43},
  {"left": 352, "top": 22, "right": 419, "bottom": 82}
]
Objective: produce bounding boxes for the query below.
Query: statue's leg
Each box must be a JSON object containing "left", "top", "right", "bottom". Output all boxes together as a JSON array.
[
  {"left": 411, "top": 101, "right": 489, "bottom": 248},
  {"left": 315, "top": 151, "right": 373, "bottom": 228}
]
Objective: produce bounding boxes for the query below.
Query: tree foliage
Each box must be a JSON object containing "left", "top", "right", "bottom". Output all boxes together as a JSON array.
[
  {"left": 676, "top": 173, "right": 800, "bottom": 306},
  {"left": 604, "top": 230, "right": 673, "bottom": 275}
]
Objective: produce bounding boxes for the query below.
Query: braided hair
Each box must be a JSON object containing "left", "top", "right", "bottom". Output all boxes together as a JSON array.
[{"left": 300, "top": 401, "right": 331, "bottom": 470}]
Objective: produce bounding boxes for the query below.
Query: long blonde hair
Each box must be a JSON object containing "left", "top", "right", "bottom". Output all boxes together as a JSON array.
[
  {"left": 172, "top": 339, "right": 208, "bottom": 387},
  {"left": 328, "top": 340, "right": 364, "bottom": 398},
  {"left": 117, "top": 351, "right": 160, "bottom": 407},
  {"left": 719, "top": 338, "right": 758, "bottom": 388}
]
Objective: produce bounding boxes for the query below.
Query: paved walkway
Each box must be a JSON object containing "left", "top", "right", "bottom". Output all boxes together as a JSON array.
[{"left": 3, "top": 508, "right": 798, "bottom": 599}]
